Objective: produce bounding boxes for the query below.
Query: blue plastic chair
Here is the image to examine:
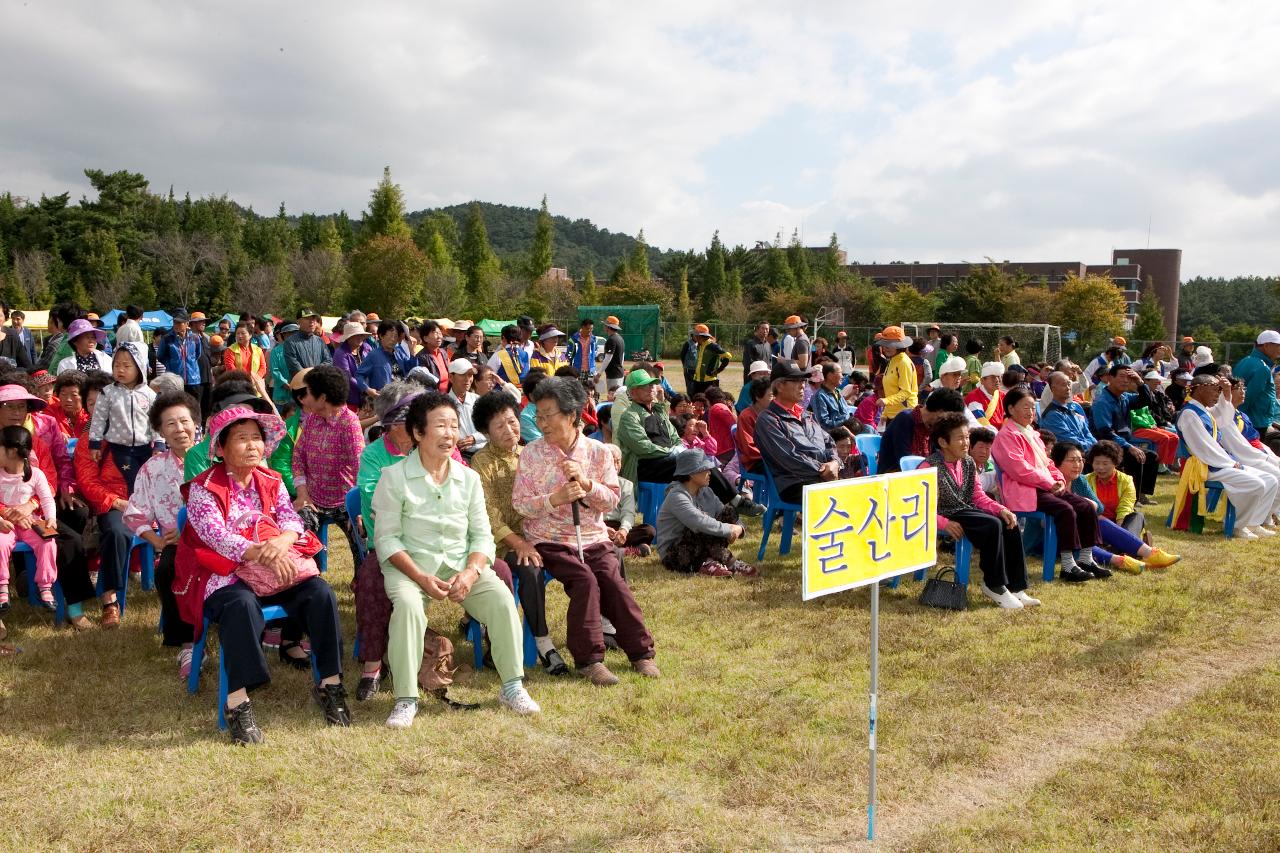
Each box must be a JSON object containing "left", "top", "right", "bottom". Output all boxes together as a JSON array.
[
  {"left": 856, "top": 434, "right": 881, "bottom": 475},
  {"left": 994, "top": 467, "right": 1058, "bottom": 582},
  {"left": 637, "top": 481, "right": 665, "bottom": 525},
  {"left": 129, "top": 535, "right": 156, "bottom": 591},
  {"left": 756, "top": 462, "right": 803, "bottom": 561},
  {"left": 189, "top": 604, "right": 321, "bottom": 730},
  {"left": 888, "top": 532, "right": 972, "bottom": 589},
  {"left": 1165, "top": 479, "right": 1235, "bottom": 537},
  {"left": 344, "top": 487, "right": 367, "bottom": 562},
  {"left": 13, "top": 543, "right": 66, "bottom": 625},
  {"left": 472, "top": 569, "right": 549, "bottom": 671},
  {"left": 899, "top": 455, "right": 926, "bottom": 471}
]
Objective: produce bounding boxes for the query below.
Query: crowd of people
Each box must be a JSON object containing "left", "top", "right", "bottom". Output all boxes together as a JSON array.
[{"left": 1, "top": 299, "right": 1276, "bottom": 743}]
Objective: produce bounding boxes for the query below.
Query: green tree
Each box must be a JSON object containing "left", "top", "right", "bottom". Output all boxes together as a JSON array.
[
  {"left": 125, "top": 268, "right": 157, "bottom": 307},
  {"left": 937, "top": 263, "right": 1026, "bottom": 323},
  {"left": 628, "top": 229, "right": 651, "bottom": 279},
  {"left": 1055, "top": 272, "right": 1128, "bottom": 354},
  {"left": 581, "top": 269, "right": 599, "bottom": 305},
  {"left": 763, "top": 233, "right": 795, "bottom": 291},
  {"left": 528, "top": 195, "right": 554, "bottom": 279},
  {"left": 727, "top": 267, "right": 743, "bottom": 301},
  {"left": 81, "top": 228, "right": 127, "bottom": 309},
  {"left": 459, "top": 203, "right": 500, "bottom": 314},
  {"left": 674, "top": 268, "right": 692, "bottom": 339},
  {"left": 702, "top": 231, "right": 727, "bottom": 312},
  {"left": 821, "top": 233, "right": 845, "bottom": 283},
  {"left": 1132, "top": 281, "right": 1167, "bottom": 342},
  {"left": 359, "top": 167, "right": 411, "bottom": 244},
  {"left": 349, "top": 235, "right": 429, "bottom": 318},
  {"left": 787, "top": 230, "right": 811, "bottom": 291},
  {"left": 881, "top": 283, "right": 937, "bottom": 325}
]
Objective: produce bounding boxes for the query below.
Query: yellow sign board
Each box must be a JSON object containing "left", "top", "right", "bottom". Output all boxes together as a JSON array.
[{"left": 802, "top": 467, "right": 938, "bottom": 600}]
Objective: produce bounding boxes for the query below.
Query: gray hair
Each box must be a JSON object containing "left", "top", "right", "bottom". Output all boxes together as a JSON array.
[
  {"left": 372, "top": 379, "right": 421, "bottom": 420},
  {"left": 529, "top": 376, "right": 586, "bottom": 422}
]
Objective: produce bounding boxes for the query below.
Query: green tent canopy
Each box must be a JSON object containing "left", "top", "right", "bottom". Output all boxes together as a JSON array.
[{"left": 476, "top": 319, "right": 513, "bottom": 337}]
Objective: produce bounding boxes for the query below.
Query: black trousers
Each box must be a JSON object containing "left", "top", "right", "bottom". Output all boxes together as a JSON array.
[
  {"left": 949, "top": 509, "right": 1028, "bottom": 593},
  {"left": 637, "top": 456, "right": 737, "bottom": 503},
  {"left": 203, "top": 577, "right": 343, "bottom": 695},
  {"left": 506, "top": 554, "right": 549, "bottom": 638},
  {"left": 155, "top": 544, "right": 193, "bottom": 646},
  {"left": 56, "top": 505, "right": 95, "bottom": 605},
  {"left": 1122, "top": 446, "right": 1158, "bottom": 496},
  {"left": 96, "top": 510, "right": 132, "bottom": 593},
  {"left": 1035, "top": 489, "right": 1098, "bottom": 553}
]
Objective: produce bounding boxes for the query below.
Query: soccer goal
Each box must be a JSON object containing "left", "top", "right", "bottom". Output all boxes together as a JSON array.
[{"left": 901, "top": 322, "right": 1062, "bottom": 366}]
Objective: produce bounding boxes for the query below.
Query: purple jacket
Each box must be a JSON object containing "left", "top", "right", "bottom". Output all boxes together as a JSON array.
[{"left": 332, "top": 341, "right": 373, "bottom": 406}]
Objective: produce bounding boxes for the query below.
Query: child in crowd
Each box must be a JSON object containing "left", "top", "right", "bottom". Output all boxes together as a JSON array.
[
  {"left": 87, "top": 343, "right": 156, "bottom": 491},
  {"left": 968, "top": 426, "right": 1000, "bottom": 499},
  {"left": 830, "top": 426, "right": 869, "bottom": 479},
  {"left": 0, "top": 425, "right": 59, "bottom": 610}
]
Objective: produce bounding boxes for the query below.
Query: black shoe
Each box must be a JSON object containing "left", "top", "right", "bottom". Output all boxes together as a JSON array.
[
  {"left": 312, "top": 682, "right": 352, "bottom": 727},
  {"left": 539, "top": 648, "right": 569, "bottom": 676},
  {"left": 1059, "top": 566, "right": 1093, "bottom": 583},
  {"left": 1080, "top": 562, "right": 1113, "bottom": 579},
  {"left": 356, "top": 674, "right": 381, "bottom": 701},
  {"left": 0, "top": 598, "right": 9, "bottom": 615},
  {"left": 226, "top": 699, "right": 265, "bottom": 745},
  {"left": 736, "top": 499, "right": 766, "bottom": 518},
  {"left": 602, "top": 632, "right": 621, "bottom": 651},
  {"left": 279, "top": 642, "right": 312, "bottom": 671}
]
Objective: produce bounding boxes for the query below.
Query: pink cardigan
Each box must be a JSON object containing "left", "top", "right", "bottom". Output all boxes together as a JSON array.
[{"left": 990, "top": 421, "right": 1062, "bottom": 511}]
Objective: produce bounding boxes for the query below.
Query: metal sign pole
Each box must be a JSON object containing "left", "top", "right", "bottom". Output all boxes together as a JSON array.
[{"left": 867, "top": 581, "right": 879, "bottom": 841}]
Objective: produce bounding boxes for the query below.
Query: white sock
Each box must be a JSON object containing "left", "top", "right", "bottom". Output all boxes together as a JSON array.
[
  {"left": 601, "top": 617, "right": 616, "bottom": 635},
  {"left": 1059, "top": 551, "right": 1078, "bottom": 571},
  {"left": 1074, "top": 549, "right": 1097, "bottom": 568},
  {"left": 534, "top": 635, "right": 555, "bottom": 655}
]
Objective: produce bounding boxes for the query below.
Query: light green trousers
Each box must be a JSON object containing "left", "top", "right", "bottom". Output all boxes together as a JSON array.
[{"left": 382, "top": 564, "right": 524, "bottom": 701}]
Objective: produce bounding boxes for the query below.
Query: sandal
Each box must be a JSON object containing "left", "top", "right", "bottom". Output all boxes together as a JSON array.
[
  {"left": 0, "top": 643, "right": 19, "bottom": 656},
  {"left": 279, "top": 641, "right": 312, "bottom": 671}
]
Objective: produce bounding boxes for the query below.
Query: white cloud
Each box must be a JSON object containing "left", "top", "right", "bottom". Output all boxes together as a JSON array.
[{"left": 0, "top": 0, "right": 1277, "bottom": 277}]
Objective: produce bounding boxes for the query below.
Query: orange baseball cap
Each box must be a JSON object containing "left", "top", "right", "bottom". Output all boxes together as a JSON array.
[
  {"left": 692, "top": 323, "right": 711, "bottom": 337},
  {"left": 209, "top": 334, "right": 224, "bottom": 346},
  {"left": 366, "top": 312, "right": 381, "bottom": 322},
  {"left": 1113, "top": 335, "right": 1127, "bottom": 346},
  {"left": 782, "top": 315, "right": 807, "bottom": 329},
  {"left": 189, "top": 311, "right": 208, "bottom": 321}
]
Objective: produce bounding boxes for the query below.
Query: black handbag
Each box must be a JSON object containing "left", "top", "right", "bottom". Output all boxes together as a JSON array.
[{"left": 920, "top": 567, "right": 967, "bottom": 610}]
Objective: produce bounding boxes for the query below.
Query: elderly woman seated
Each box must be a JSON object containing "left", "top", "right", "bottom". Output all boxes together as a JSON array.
[
  {"left": 175, "top": 404, "right": 349, "bottom": 745},
  {"left": 123, "top": 391, "right": 201, "bottom": 678},
  {"left": 373, "top": 392, "right": 539, "bottom": 729},
  {"left": 469, "top": 389, "right": 569, "bottom": 676},
  {"left": 513, "top": 376, "right": 659, "bottom": 686},
  {"left": 654, "top": 449, "right": 757, "bottom": 578},
  {"left": 991, "top": 386, "right": 1107, "bottom": 584}
]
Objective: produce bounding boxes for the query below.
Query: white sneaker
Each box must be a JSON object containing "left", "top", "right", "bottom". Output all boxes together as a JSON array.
[
  {"left": 1250, "top": 525, "right": 1276, "bottom": 537},
  {"left": 498, "top": 685, "right": 542, "bottom": 716},
  {"left": 980, "top": 583, "right": 1023, "bottom": 609},
  {"left": 1235, "top": 528, "right": 1260, "bottom": 541},
  {"left": 1012, "top": 590, "right": 1041, "bottom": 607},
  {"left": 386, "top": 699, "right": 418, "bottom": 729}
]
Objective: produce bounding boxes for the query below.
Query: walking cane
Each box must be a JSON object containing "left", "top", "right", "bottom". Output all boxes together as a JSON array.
[{"left": 572, "top": 501, "right": 584, "bottom": 561}]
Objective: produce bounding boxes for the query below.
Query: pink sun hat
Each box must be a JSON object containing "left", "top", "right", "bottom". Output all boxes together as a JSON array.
[
  {"left": 0, "top": 384, "right": 47, "bottom": 411},
  {"left": 206, "top": 404, "right": 286, "bottom": 460}
]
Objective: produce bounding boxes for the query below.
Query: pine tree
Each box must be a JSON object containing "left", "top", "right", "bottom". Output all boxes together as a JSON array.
[
  {"left": 628, "top": 229, "right": 651, "bottom": 279},
  {"left": 787, "top": 229, "right": 811, "bottom": 290},
  {"left": 728, "top": 267, "right": 743, "bottom": 300},
  {"left": 822, "top": 233, "right": 844, "bottom": 283},
  {"left": 1132, "top": 281, "right": 1167, "bottom": 342},
  {"left": 359, "top": 167, "right": 411, "bottom": 244},
  {"left": 459, "top": 202, "right": 499, "bottom": 314},
  {"left": 670, "top": 267, "right": 693, "bottom": 350},
  {"left": 126, "top": 268, "right": 157, "bottom": 307},
  {"left": 581, "top": 269, "right": 599, "bottom": 305},
  {"left": 764, "top": 233, "right": 795, "bottom": 290},
  {"left": 528, "top": 195, "right": 554, "bottom": 279},
  {"left": 702, "top": 231, "right": 726, "bottom": 312}
]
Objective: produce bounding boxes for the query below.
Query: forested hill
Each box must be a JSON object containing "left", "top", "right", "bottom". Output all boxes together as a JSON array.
[{"left": 407, "top": 201, "right": 678, "bottom": 280}]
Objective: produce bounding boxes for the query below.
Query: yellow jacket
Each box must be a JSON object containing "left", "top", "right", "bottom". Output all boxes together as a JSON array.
[
  {"left": 1086, "top": 470, "right": 1137, "bottom": 521},
  {"left": 881, "top": 351, "right": 918, "bottom": 421}
]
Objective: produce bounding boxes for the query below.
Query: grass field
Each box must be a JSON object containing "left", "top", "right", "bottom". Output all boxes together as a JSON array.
[{"left": 2, "top": 372, "right": 1278, "bottom": 851}]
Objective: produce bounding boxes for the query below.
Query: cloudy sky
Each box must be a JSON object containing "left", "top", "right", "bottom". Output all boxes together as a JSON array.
[{"left": 2, "top": 1, "right": 1278, "bottom": 277}]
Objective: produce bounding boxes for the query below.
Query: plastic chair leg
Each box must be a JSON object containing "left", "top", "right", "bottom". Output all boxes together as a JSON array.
[
  {"left": 954, "top": 537, "right": 972, "bottom": 586},
  {"left": 1224, "top": 500, "right": 1236, "bottom": 537},
  {"left": 778, "top": 510, "right": 797, "bottom": 557},
  {"left": 1042, "top": 519, "right": 1058, "bottom": 582},
  {"left": 217, "top": 648, "right": 230, "bottom": 730},
  {"left": 138, "top": 541, "right": 156, "bottom": 591},
  {"left": 188, "top": 619, "right": 210, "bottom": 695},
  {"left": 756, "top": 508, "right": 776, "bottom": 562},
  {"left": 316, "top": 523, "right": 329, "bottom": 574},
  {"left": 468, "top": 617, "right": 485, "bottom": 670}
]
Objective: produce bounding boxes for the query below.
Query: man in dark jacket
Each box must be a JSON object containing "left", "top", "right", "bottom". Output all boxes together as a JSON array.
[
  {"left": 754, "top": 362, "right": 839, "bottom": 503},
  {"left": 1090, "top": 364, "right": 1158, "bottom": 502},
  {"left": 283, "top": 310, "right": 332, "bottom": 379},
  {"left": 741, "top": 322, "right": 772, "bottom": 384}
]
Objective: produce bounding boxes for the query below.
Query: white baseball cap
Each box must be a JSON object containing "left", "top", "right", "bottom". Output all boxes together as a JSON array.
[
  {"left": 748, "top": 360, "right": 770, "bottom": 375},
  {"left": 1143, "top": 370, "right": 1162, "bottom": 381},
  {"left": 980, "top": 361, "right": 1005, "bottom": 379},
  {"left": 1257, "top": 330, "right": 1280, "bottom": 346},
  {"left": 447, "top": 358, "right": 476, "bottom": 375},
  {"left": 938, "top": 355, "right": 967, "bottom": 375}
]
